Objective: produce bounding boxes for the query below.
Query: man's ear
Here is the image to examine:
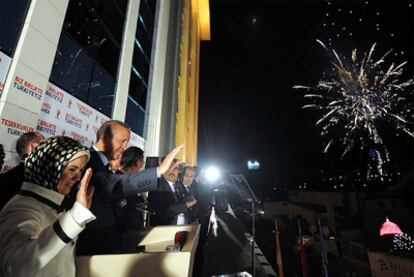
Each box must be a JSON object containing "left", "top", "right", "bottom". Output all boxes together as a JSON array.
[
  {"left": 28, "top": 141, "right": 38, "bottom": 154},
  {"left": 135, "top": 159, "right": 142, "bottom": 168}
]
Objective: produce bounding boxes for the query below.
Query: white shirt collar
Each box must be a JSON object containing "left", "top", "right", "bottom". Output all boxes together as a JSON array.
[{"left": 167, "top": 180, "right": 175, "bottom": 192}]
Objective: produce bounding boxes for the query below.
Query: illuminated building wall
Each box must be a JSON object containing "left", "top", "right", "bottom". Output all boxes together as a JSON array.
[{"left": 175, "top": 0, "right": 210, "bottom": 165}]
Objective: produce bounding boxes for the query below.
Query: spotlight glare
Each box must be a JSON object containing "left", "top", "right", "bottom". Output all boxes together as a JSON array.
[{"left": 205, "top": 166, "right": 220, "bottom": 183}]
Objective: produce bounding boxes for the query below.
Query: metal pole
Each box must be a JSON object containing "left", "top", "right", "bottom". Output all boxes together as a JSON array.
[{"left": 252, "top": 201, "right": 256, "bottom": 277}]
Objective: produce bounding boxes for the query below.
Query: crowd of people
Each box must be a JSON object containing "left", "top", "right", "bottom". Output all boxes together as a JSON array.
[{"left": 0, "top": 120, "right": 210, "bottom": 277}]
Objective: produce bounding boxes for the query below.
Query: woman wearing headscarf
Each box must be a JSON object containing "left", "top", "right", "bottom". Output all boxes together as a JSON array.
[{"left": 0, "top": 136, "right": 95, "bottom": 277}]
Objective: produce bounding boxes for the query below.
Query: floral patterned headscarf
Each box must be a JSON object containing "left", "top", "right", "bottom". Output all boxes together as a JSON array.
[{"left": 24, "top": 136, "right": 90, "bottom": 191}]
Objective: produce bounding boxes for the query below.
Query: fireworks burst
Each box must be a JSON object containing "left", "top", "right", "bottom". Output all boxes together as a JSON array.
[
  {"left": 295, "top": 40, "right": 414, "bottom": 179},
  {"left": 392, "top": 233, "right": 414, "bottom": 252}
]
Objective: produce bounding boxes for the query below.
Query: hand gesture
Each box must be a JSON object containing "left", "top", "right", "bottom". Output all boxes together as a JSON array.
[
  {"left": 76, "top": 168, "right": 95, "bottom": 209},
  {"left": 158, "top": 144, "right": 184, "bottom": 175},
  {"left": 185, "top": 197, "right": 197, "bottom": 208}
]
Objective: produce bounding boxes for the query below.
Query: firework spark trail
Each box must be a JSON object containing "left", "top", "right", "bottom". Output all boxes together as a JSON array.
[
  {"left": 392, "top": 233, "right": 414, "bottom": 252},
  {"left": 294, "top": 40, "right": 414, "bottom": 179}
]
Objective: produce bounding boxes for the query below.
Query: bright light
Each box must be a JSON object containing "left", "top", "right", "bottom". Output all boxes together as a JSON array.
[
  {"left": 247, "top": 160, "right": 260, "bottom": 170},
  {"left": 205, "top": 166, "right": 220, "bottom": 183}
]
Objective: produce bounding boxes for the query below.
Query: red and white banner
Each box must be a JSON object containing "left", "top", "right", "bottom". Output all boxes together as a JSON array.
[
  {"left": 38, "top": 83, "right": 109, "bottom": 147},
  {"left": 1, "top": 80, "right": 145, "bottom": 171},
  {"left": 0, "top": 104, "right": 39, "bottom": 172},
  {"left": 37, "top": 82, "right": 145, "bottom": 149},
  {"left": 0, "top": 51, "right": 12, "bottom": 97}
]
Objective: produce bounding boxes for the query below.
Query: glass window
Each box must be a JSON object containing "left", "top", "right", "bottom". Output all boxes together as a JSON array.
[
  {"left": 50, "top": 33, "right": 116, "bottom": 117},
  {"left": 0, "top": 0, "right": 31, "bottom": 56},
  {"left": 50, "top": 0, "right": 126, "bottom": 117},
  {"left": 84, "top": 0, "right": 124, "bottom": 44},
  {"left": 139, "top": 0, "right": 155, "bottom": 38},
  {"left": 50, "top": 33, "right": 94, "bottom": 102},
  {"left": 125, "top": 0, "right": 157, "bottom": 136},
  {"left": 132, "top": 45, "right": 150, "bottom": 82},
  {"left": 63, "top": 0, "right": 123, "bottom": 79},
  {"left": 116, "top": 0, "right": 128, "bottom": 15},
  {"left": 129, "top": 68, "right": 147, "bottom": 108},
  {"left": 136, "top": 19, "right": 152, "bottom": 58},
  {"left": 88, "top": 64, "right": 116, "bottom": 116},
  {"left": 146, "top": 0, "right": 157, "bottom": 19},
  {"left": 125, "top": 96, "right": 145, "bottom": 135}
]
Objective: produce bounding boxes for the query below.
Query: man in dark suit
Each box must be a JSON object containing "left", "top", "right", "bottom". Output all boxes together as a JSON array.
[
  {"left": 149, "top": 162, "right": 197, "bottom": 226},
  {"left": 178, "top": 166, "right": 200, "bottom": 223},
  {"left": 121, "top": 146, "right": 144, "bottom": 174},
  {"left": 77, "top": 120, "right": 182, "bottom": 255},
  {"left": 0, "top": 132, "right": 45, "bottom": 209},
  {"left": 116, "top": 146, "right": 146, "bottom": 232}
]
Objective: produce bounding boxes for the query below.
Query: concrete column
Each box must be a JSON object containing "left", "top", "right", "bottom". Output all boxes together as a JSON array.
[
  {"left": 143, "top": 0, "right": 171, "bottom": 156},
  {"left": 112, "top": 0, "right": 141, "bottom": 121},
  {"left": 0, "top": 0, "right": 69, "bottom": 166}
]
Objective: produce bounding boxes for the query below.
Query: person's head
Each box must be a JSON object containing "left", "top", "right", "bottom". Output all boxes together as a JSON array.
[
  {"left": 24, "top": 136, "right": 90, "bottom": 195},
  {"left": 163, "top": 158, "right": 179, "bottom": 182},
  {"left": 193, "top": 166, "right": 201, "bottom": 178},
  {"left": 95, "top": 120, "right": 130, "bottom": 160},
  {"left": 15, "top": 132, "right": 46, "bottom": 160},
  {"left": 182, "top": 166, "right": 195, "bottom": 187},
  {"left": 121, "top": 146, "right": 144, "bottom": 173}
]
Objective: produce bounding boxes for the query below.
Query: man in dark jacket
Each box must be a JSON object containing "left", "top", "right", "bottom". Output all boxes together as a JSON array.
[
  {"left": 0, "top": 132, "right": 45, "bottom": 209},
  {"left": 77, "top": 120, "right": 182, "bottom": 255},
  {"left": 116, "top": 146, "right": 146, "bottom": 232},
  {"left": 149, "top": 162, "right": 197, "bottom": 226}
]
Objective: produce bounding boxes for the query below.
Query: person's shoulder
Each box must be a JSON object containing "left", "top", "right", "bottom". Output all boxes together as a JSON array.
[
  {"left": 88, "top": 147, "right": 99, "bottom": 158},
  {"left": 87, "top": 149, "right": 104, "bottom": 168},
  {"left": 158, "top": 177, "right": 167, "bottom": 185},
  {"left": 175, "top": 181, "right": 186, "bottom": 190},
  {"left": 1, "top": 195, "right": 51, "bottom": 221},
  {"left": 157, "top": 177, "right": 171, "bottom": 190},
  {"left": 0, "top": 163, "right": 25, "bottom": 184}
]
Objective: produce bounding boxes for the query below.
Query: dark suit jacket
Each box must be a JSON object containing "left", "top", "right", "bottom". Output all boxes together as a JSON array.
[
  {"left": 176, "top": 182, "right": 200, "bottom": 223},
  {"left": 77, "top": 148, "right": 158, "bottom": 255},
  {"left": 148, "top": 177, "right": 188, "bottom": 226},
  {"left": 0, "top": 162, "right": 25, "bottom": 210}
]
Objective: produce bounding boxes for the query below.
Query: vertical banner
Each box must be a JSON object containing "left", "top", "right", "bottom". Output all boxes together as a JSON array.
[
  {"left": 275, "top": 218, "right": 284, "bottom": 277},
  {"left": 0, "top": 51, "right": 12, "bottom": 97}
]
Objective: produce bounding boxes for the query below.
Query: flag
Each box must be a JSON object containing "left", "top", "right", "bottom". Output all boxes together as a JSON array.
[
  {"left": 274, "top": 218, "right": 284, "bottom": 277},
  {"left": 318, "top": 219, "right": 329, "bottom": 277},
  {"left": 208, "top": 206, "right": 218, "bottom": 237},
  {"left": 298, "top": 219, "right": 308, "bottom": 277}
]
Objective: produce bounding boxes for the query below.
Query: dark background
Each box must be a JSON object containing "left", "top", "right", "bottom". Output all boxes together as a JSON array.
[{"left": 198, "top": 0, "right": 414, "bottom": 201}]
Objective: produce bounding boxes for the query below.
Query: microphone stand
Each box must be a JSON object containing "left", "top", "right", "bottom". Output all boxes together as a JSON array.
[
  {"left": 134, "top": 201, "right": 155, "bottom": 227},
  {"left": 250, "top": 200, "right": 256, "bottom": 277}
]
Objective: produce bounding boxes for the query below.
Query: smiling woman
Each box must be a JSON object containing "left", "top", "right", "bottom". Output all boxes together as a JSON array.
[
  {"left": 58, "top": 155, "right": 89, "bottom": 195},
  {"left": 0, "top": 136, "right": 96, "bottom": 277}
]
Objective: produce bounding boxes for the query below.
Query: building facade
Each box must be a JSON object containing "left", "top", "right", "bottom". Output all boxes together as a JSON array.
[{"left": 0, "top": 0, "right": 210, "bottom": 170}]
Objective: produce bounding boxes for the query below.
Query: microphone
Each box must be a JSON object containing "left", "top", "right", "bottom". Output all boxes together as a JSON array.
[
  {"left": 174, "top": 231, "right": 188, "bottom": 250},
  {"left": 134, "top": 202, "right": 156, "bottom": 215}
]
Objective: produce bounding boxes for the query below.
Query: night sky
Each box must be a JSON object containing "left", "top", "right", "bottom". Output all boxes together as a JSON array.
[{"left": 198, "top": 0, "right": 414, "bottom": 200}]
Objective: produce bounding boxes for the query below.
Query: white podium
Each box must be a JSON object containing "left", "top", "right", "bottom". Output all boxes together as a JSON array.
[{"left": 76, "top": 224, "right": 200, "bottom": 277}]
